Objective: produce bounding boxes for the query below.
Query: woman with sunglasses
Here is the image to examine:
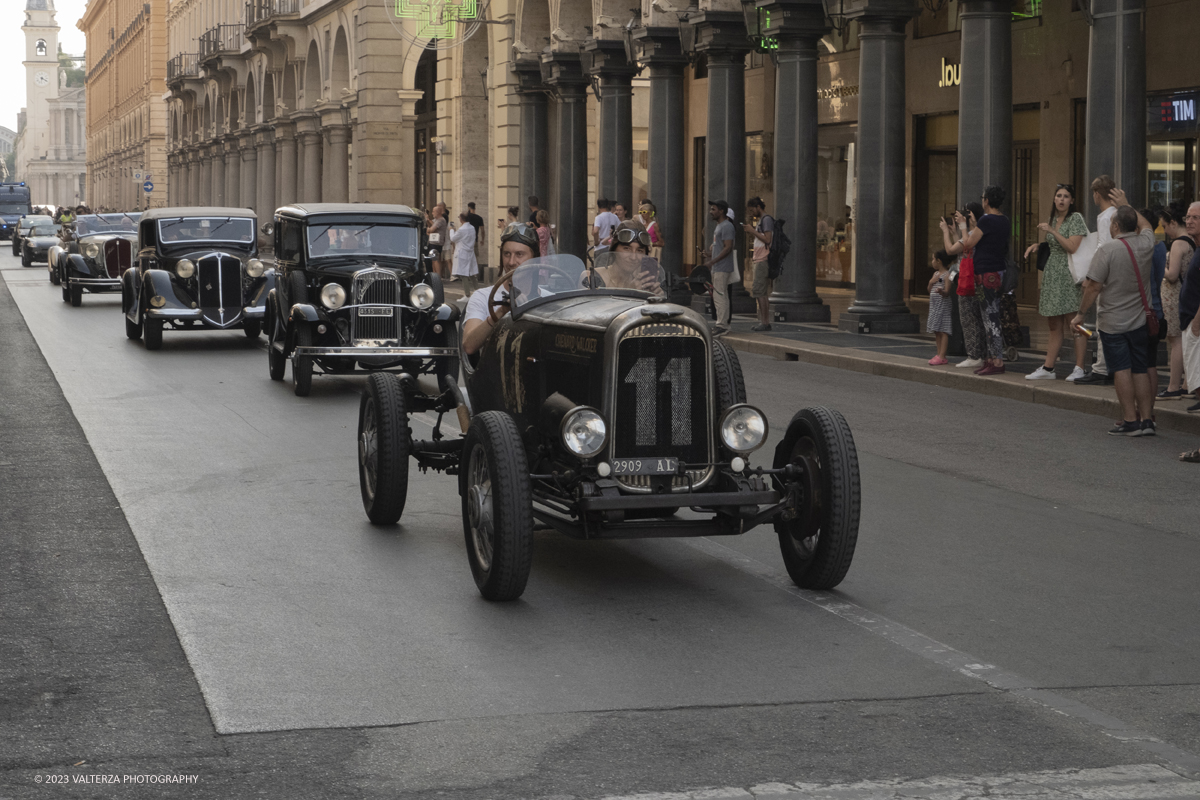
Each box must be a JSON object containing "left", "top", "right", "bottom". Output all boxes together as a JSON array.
[
  {"left": 589, "top": 221, "right": 664, "bottom": 295},
  {"left": 1021, "top": 183, "right": 1089, "bottom": 381},
  {"left": 638, "top": 201, "right": 663, "bottom": 260}
]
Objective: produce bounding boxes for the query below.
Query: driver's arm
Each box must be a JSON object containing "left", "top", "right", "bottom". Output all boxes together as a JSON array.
[{"left": 463, "top": 316, "right": 498, "bottom": 355}]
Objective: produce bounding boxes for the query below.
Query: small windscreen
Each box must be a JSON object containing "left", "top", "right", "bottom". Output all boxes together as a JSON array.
[
  {"left": 158, "top": 217, "right": 255, "bottom": 244},
  {"left": 306, "top": 222, "right": 419, "bottom": 260},
  {"left": 507, "top": 254, "right": 665, "bottom": 314}
]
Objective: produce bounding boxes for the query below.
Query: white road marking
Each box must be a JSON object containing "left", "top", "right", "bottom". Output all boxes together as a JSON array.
[
  {"left": 595, "top": 764, "right": 1198, "bottom": 799},
  {"left": 685, "top": 538, "right": 1200, "bottom": 781}
]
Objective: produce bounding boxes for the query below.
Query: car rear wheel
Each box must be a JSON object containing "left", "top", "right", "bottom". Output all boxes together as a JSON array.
[
  {"left": 358, "top": 373, "right": 410, "bottom": 525},
  {"left": 461, "top": 411, "right": 533, "bottom": 601},
  {"left": 69, "top": 283, "right": 83, "bottom": 307},
  {"left": 773, "top": 406, "right": 860, "bottom": 590},
  {"left": 292, "top": 324, "right": 313, "bottom": 397},
  {"left": 713, "top": 338, "right": 747, "bottom": 417},
  {"left": 267, "top": 305, "right": 286, "bottom": 381}
]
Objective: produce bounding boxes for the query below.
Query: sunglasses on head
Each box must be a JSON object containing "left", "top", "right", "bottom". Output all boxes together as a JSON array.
[
  {"left": 1056, "top": 183, "right": 1075, "bottom": 193},
  {"left": 613, "top": 228, "right": 652, "bottom": 248}
]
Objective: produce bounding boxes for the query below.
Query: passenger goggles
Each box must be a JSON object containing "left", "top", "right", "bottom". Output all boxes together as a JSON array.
[
  {"left": 503, "top": 222, "right": 536, "bottom": 237},
  {"left": 613, "top": 228, "right": 652, "bottom": 248}
]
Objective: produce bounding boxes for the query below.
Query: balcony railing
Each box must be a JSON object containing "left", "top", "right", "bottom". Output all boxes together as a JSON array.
[
  {"left": 245, "top": 0, "right": 300, "bottom": 29},
  {"left": 200, "top": 24, "right": 244, "bottom": 59},
  {"left": 167, "top": 53, "right": 200, "bottom": 82}
]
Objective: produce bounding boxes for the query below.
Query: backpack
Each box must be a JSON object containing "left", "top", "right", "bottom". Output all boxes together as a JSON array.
[{"left": 767, "top": 217, "right": 791, "bottom": 279}]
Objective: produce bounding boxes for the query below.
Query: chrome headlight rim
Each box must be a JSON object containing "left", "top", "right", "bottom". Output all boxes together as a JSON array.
[
  {"left": 719, "top": 404, "right": 768, "bottom": 454},
  {"left": 409, "top": 283, "right": 436, "bottom": 310},
  {"left": 175, "top": 258, "right": 195, "bottom": 279},
  {"left": 84, "top": 242, "right": 100, "bottom": 259},
  {"left": 246, "top": 258, "right": 265, "bottom": 278},
  {"left": 320, "top": 282, "right": 347, "bottom": 310},
  {"left": 560, "top": 406, "right": 607, "bottom": 459}
]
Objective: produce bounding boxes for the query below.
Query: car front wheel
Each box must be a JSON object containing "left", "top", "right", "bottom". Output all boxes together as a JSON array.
[
  {"left": 358, "top": 373, "right": 410, "bottom": 524},
  {"left": 267, "top": 306, "right": 286, "bottom": 381},
  {"left": 773, "top": 406, "right": 860, "bottom": 591},
  {"left": 244, "top": 319, "right": 262, "bottom": 339},
  {"left": 49, "top": 259, "right": 60, "bottom": 284},
  {"left": 69, "top": 283, "right": 83, "bottom": 307},
  {"left": 292, "top": 323, "right": 313, "bottom": 396},
  {"left": 461, "top": 411, "right": 533, "bottom": 601}
]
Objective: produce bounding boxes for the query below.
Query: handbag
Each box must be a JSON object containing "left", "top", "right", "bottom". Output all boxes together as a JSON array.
[
  {"left": 1001, "top": 259, "right": 1019, "bottom": 294},
  {"left": 1121, "top": 238, "right": 1160, "bottom": 338},
  {"left": 1068, "top": 231, "right": 1097, "bottom": 284},
  {"left": 956, "top": 251, "right": 975, "bottom": 296},
  {"left": 1036, "top": 241, "right": 1050, "bottom": 271}
]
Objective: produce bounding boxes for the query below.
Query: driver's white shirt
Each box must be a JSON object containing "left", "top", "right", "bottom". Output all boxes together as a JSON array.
[{"left": 463, "top": 284, "right": 508, "bottom": 325}]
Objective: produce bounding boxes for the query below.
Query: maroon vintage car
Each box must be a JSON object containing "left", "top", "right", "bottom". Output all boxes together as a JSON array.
[{"left": 53, "top": 213, "right": 141, "bottom": 307}]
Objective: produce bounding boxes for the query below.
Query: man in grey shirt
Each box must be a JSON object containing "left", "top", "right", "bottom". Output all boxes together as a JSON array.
[
  {"left": 701, "top": 200, "right": 735, "bottom": 334},
  {"left": 1072, "top": 192, "right": 1156, "bottom": 436}
]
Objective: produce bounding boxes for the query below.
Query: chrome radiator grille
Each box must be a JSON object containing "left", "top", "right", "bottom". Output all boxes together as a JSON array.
[
  {"left": 351, "top": 268, "right": 399, "bottom": 344},
  {"left": 196, "top": 254, "right": 242, "bottom": 326},
  {"left": 611, "top": 323, "right": 713, "bottom": 492}
]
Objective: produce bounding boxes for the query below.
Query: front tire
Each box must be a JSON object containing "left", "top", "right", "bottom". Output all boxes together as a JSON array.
[
  {"left": 244, "top": 319, "right": 262, "bottom": 339},
  {"left": 144, "top": 318, "right": 163, "bottom": 351},
  {"left": 69, "top": 283, "right": 83, "bottom": 307},
  {"left": 21, "top": 249, "right": 31, "bottom": 268},
  {"left": 713, "top": 338, "right": 747, "bottom": 416},
  {"left": 267, "top": 306, "right": 286, "bottom": 381},
  {"left": 358, "top": 373, "right": 411, "bottom": 524},
  {"left": 49, "top": 259, "right": 60, "bottom": 284},
  {"left": 773, "top": 407, "right": 860, "bottom": 590},
  {"left": 292, "top": 324, "right": 313, "bottom": 397},
  {"left": 461, "top": 411, "right": 533, "bottom": 601}
]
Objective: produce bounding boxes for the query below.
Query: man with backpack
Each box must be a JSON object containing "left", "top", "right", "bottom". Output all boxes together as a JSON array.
[{"left": 744, "top": 197, "right": 774, "bottom": 332}]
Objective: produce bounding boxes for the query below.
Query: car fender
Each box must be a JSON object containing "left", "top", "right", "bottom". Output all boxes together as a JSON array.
[
  {"left": 246, "top": 270, "right": 276, "bottom": 311},
  {"left": 47, "top": 245, "right": 63, "bottom": 270},
  {"left": 290, "top": 303, "right": 321, "bottom": 324},
  {"left": 65, "top": 253, "right": 95, "bottom": 278},
  {"left": 142, "top": 269, "right": 191, "bottom": 310}
]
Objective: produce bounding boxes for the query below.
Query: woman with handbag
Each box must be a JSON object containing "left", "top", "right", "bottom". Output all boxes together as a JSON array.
[
  {"left": 943, "top": 186, "right": 1009, "bottom": 375},
  {"left": 942, "top": 203, "right": 985, "bottom": 368},
  {"left": 1022, "top": 183, "right": 1090, "bottom": 381},
  {"left": 1157, "top": 202, "right": 1195, "bottom": 400}
]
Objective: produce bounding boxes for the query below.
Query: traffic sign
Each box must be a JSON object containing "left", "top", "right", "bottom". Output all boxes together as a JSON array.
[{"left": 144, "top": 181, "right": 154, "bottom": 193}]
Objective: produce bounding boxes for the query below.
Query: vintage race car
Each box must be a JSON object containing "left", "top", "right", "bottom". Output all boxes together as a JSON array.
[
  {"left": 50, "top": 213, "right": 141, "bottom": 306},
  {"left": 266, "top": 203, "right": 457, "bottom": 397},
  {"left": 21, "top": 222, "right": 61, "bottom": 267},
  {"left": 122, "top": 207, "right": 273, "bottom": 350},
  {"left": 12, "top": 214, "right": 53, "bottom": 257},
  {"left": 354, "top": 255, "right": 861, "bottom": 601}
]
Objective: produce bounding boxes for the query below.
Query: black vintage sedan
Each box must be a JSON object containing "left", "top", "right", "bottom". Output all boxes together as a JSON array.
[
  {"left": 51, "top": 213, "right": 141, "bottom": 306},
  {"left": 266, "top": 203, "right": 457, "bottom": 396},
  {"left": 122, "top": 207, "right": 273, "bottom": 350},
  {"left": 355, "top": 255, "right": 862, "bottom": 601}
]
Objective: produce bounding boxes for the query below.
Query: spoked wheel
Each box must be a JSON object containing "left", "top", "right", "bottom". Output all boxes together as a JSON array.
[
  {"left": 358, "top": 373, "right": 410, "bottom": 524},
  {"left": 292, "top": 324, "right": 313, "bottom": 397},
  {"left": 267, "top": 306, "right": 286, "bottom": 381},
  {"left": 773, "top": 406, "right": 860, "bottom": 590},
  {"left": 461, "top": 411, "right": 533, "bottom": 601}
]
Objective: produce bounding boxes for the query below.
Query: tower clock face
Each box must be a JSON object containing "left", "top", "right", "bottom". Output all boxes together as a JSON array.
[{"left": 34, "top": 71, "right": 50, "bottom": 87}]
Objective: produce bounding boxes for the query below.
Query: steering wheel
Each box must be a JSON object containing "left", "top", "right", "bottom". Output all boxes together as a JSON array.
[{"left": 485, "top": 264, "right": 581, "bottom": 323}]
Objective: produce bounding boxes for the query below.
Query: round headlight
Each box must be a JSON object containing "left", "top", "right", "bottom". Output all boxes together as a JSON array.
[
  {"left": 320, "top": 282, "right": 347, "bottom": 310},
  {"left": 719, "top": 404, "right": 768, "bottom": 454},
  {"left": 410, "top": 283, "right": 436, "bottom": 309},
  {"left": 84, "top": 243, "right": 100, "bottom": 259},
  {"left": 561, "top": 407, "right": 607, "bottom": 458},
  {"left": 175, "top": 259, "right": 195, "bottom": 279},
  {"left": 246, "top": 258, "right": 265, "bottom": 278}
]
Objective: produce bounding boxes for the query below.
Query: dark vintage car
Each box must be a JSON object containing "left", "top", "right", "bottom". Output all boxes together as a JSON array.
[
  {"left": 20, "top": 222, "right": 62, "bottom": 267},
  {"left": 266, "top": 203, "right": 458, "bottom": 396},
  {"left": 121, "top": 207, "right": 272, "bottom": 350},
  {"left": 354, "top": 255, "right": 861, "bottom": 601},
  {"left": 13, "top": 214, "right": 53, "bottom": 257},
  {"left": 50, "top": 213, "right": 141, "bottom": 306}
]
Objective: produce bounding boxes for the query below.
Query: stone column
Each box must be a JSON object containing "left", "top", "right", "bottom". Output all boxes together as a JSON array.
[
  {"left": 240, "top": 133, "right": 257, "bottom": 214},
  {"left": 585, "top": 40, "right": 638, "bottom": 210},
  {"left": 543, "top": 53, "right": 590, "bottom": 258},
  {"left": 633, "top": 27, "right": 688, "bottom": 285},
  {"left": 200, "top": 146, "right": 213, "bottom": 206},
  {"left": 211, "top": 141, "right": 225, "bottom": 206},
  {"left": 276, "top": 120, "right": 296, "bottom": 208},
  {"left": 513, "top": 61, "right": 550, "bottom": 213},
  {"left": 224, "top": 134, "right": 241, "bottom": 207},
  {"left": 838, "top": 0, "right": 919, "bottom": 334},
  {"left": 187, "top": 149, "right": 199, "bottom": 206},
  {"left": 168, "top": 154, "right": 179, "bottom": 206},
  {"left": 256, "top": 128, "right": 277, "bottom": 220},
  {"left": 1085, "top": 0, "right": 1146, "bottom": 219},
  {"left": 300, "top": 127, "right": 322, "bottom": 203},
  {"left": 325, "top": 125, "right": 350, "bottom": 203},
  {"left": 956, "top": 0, "right": 1012, "bottom": 208},
  {"left": 762, "top": 0, "right": 830, "bottom": 321}
]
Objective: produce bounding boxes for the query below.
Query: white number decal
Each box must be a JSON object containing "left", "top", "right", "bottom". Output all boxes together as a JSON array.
[{"left": 623, "top": 356, "right": 692, "bottom": 446}]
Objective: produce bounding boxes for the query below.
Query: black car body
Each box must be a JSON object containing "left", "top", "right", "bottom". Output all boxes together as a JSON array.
[
  {"left": 121, "top": 207, "right": 272, "bottom": 350},
  {"left": 12, "top": 214, "right": 52, "bottom": 256},
  {"left": 267, "top": 203, "right": 457, "bottom": 396},
  {"left": 52, "top": 213, "right": 141, "bottom": 306},
  {"left": 21, "top": 222, "right": 62, "bottom": 267},
  {"left": 355, "top": 255, "right": 862, "bottom": 601}
]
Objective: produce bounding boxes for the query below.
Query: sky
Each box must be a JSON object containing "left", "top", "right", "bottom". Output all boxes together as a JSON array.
[{"left": 0, "top": 0, "right": 89, "bottom": 135}]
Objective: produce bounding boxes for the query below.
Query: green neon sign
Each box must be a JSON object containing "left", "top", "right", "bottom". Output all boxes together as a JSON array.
[{"left": 393, "top": 0, "right": 479, "bottom": 39}]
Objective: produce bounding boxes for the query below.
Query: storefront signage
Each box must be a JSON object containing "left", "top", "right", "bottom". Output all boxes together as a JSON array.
[
  {"left": 1148, "top": 91, "right": 1200, "bottom": 136},
  {"left": 393, "top": 0, "right": 479, "bottom": 39},
  {"left": 818, "top": 85, "right": 859, "bottom": 100},
  {"left": 938, "top": 58, "right": 961, "bottom": 89}
]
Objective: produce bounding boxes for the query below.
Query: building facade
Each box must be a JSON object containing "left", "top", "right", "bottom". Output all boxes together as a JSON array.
[
  {"left": 15, "top": 0, "right": 87, "bottom": 209},
  {"left": 79, "top": 0, "right": 170, "bottom": 211},
  {"left": 159, "top": 0, "right": 1200, "bottom": 324}
]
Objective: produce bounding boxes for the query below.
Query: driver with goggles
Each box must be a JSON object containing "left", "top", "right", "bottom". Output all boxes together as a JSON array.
[
  {"left": 589, "top": 221, "right": 664, "bottom": 296},
  {"left": 462, "top": 222, "right": 540, "bottom": 355}
]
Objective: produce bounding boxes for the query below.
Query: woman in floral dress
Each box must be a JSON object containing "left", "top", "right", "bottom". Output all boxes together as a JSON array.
[{"left": 1023, "top": 184, "right": 1089, "bottom": 381}]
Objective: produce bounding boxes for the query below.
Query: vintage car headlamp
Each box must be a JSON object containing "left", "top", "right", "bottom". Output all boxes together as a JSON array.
[
  {"left": 84, "top": 242, "right": 100, "bottom": 259},
  {"left": 175, "top": 259, "right": 195, "bottom": 279},
  {"left": 409, "top": 283, "right": 436, "bottom": 309},
  {"left": 719, "top": 404, "right": 767, "bottom": 454},
  {"left": 561, "top": 407, "right": 607, "bottom": 458},
  {"left": 320, "top": 282, "right": 347, "bottom": 310},
  {"left": 246, "top": 258, "right": 265, "bottom": 278}
]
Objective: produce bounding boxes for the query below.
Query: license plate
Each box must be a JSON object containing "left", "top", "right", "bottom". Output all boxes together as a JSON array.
[
  {"left": 610, "top": 457, "right": 678, "bottom": 476},
  {"left": 359, "top": 306, "right": 393, "bottom": 317}
]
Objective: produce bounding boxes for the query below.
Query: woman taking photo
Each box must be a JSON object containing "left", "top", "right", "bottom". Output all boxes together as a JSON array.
[
  {"left": 1159, "top": 201, "right": 1196, "bottom": 399},
  {"left": 1022, "top": 183, "right": 1089, "bottom": 381},
  {"left": 941, "top": 203, "right": 986, "bottom": 369},
  {"left": 943, "top": 186, "right": 1009, "bottom": 375}
]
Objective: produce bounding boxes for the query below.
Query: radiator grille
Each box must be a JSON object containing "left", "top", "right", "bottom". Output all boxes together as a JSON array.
[
  {"left": 102, "top": 238, "right": 132, "bottom": 278},
  {"left": 612, "top": 324, "right": 711, "bottom": 491},
  {"left": 351, "top": 268, "right": 400, "bottom": 343},
  {"left": 196, "top": 254, "right": 243, "bottom": 327}
]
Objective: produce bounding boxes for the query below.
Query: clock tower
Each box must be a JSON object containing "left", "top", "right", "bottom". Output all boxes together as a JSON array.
[{"left": 22, "top": 0, "right": 60, "bottom": 163}]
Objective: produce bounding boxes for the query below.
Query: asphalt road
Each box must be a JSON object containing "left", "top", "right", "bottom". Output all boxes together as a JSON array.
[{"left": 3, "top": 248, "right": 1200, "bottom": 799}]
